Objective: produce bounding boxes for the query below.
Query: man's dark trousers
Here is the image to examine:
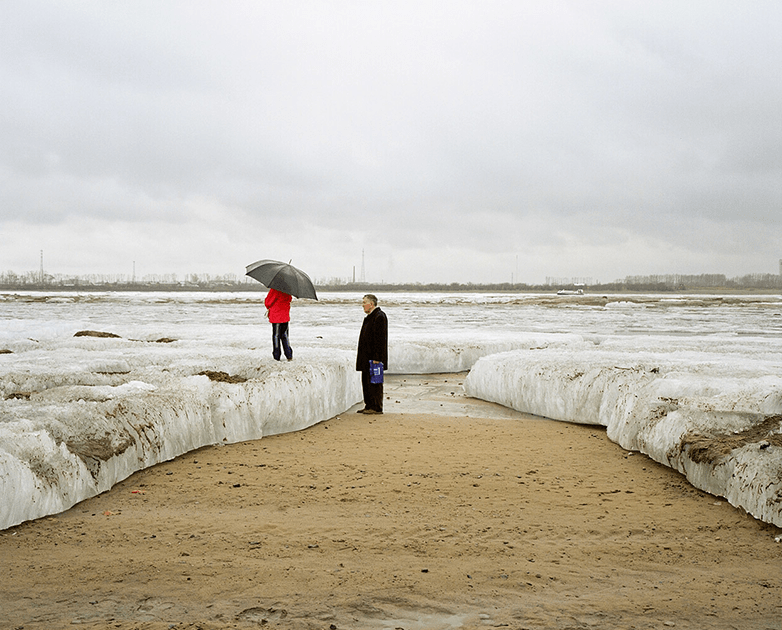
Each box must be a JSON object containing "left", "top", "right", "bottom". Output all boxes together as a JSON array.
[{"left": 361, "top": 369, "right": 383, "bottom": 412}]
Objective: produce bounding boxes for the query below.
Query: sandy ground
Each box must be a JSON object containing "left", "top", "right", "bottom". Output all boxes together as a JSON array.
[{"left": 1, "top": 373, "right": 781, "bottom": 630}]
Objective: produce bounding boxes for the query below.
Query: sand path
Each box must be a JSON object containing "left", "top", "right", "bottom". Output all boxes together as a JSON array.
[{"left": 1, "top": 373, "right": 780, "bottom": 630}]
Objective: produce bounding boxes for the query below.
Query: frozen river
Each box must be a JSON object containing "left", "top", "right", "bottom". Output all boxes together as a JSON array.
[{"left": 1, "top": 290, "right": 781, "bottom": 529}]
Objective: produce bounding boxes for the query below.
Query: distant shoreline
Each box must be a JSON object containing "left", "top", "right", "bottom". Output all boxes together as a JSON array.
[{"left": 1, "top": 283, "right": 780, "bottom": 295}]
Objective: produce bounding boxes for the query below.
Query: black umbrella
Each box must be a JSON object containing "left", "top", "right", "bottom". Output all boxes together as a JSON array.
[{"left": 245, "top": 259, "right": 318, "bottom": 300}]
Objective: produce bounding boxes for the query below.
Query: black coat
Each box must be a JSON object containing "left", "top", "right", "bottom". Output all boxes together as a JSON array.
[{"left": 356, "top": 307, "right": 388, "bottom": 371}]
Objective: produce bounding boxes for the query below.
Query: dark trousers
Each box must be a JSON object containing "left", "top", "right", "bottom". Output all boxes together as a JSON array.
[
  {"left": 361, "top": 369, "right": 383, "bottom": 412},
  {"left": 271, "top": 322, "right": 293, "bottom": 360}
]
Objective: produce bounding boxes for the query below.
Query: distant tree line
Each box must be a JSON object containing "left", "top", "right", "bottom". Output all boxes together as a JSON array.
[
  {"left": 617, "top": 273, "right": 782, "bottom": 291},
  {"left": 0, "top": 270, "right": 250, "bottom": 290},
  {"left": 313, "top": 273, "right": 782, "bottom": 292},
  {"left": 1, "top": 270, "right": 780, "bottom": 292}
]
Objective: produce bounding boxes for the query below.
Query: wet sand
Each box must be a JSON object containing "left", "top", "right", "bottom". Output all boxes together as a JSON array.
[{"left": 1, "top": 374, "right": 780, "bottom": 630}]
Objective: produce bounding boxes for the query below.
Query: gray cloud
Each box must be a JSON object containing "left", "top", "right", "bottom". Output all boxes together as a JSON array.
[{"left": 1, "top": 0, "right": 780, "bottom": 283}]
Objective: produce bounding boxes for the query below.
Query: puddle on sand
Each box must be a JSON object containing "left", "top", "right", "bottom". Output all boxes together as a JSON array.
[
  {"left": 340, "top": 602, "right": 502, "bottom": 630},
  {"left": 360, "top": 372, "right": 530, "bottom": 421},
  {"left": 351, "top": 610, "right": 470, "bottom": 630}
]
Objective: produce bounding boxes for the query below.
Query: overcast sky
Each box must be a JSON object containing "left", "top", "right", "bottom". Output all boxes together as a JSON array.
[{"left": 1, "top": 1, "right": 780, "bottom": 285}]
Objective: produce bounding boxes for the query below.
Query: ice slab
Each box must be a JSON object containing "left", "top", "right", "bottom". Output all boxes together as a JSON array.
[
  {"left": 464, "top": 344, "right": 782, "bottom": 527},
  {"left": 0, "top": 349, "right": 361, "bottom": 530}
]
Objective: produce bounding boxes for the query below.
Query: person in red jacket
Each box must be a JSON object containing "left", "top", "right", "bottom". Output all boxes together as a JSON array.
[{"left": 264, "top": 288, "right": 293, "bottom": 361}]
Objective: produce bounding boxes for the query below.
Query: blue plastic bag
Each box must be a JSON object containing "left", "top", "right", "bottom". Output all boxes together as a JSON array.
[{"left": 369, "top": 360, "right": 384, "bottom": 384}]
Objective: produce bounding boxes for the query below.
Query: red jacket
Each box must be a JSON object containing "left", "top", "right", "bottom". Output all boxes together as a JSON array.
[{"left": 264, "top": 288, "right": 292, "bottom": 323}]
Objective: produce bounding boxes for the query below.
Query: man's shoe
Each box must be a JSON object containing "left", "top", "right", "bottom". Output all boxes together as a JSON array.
[
  {"left": 363, "top": 409, "right": 382, "bottom": 415},
  {"left": 357, "top": 408, "right": 367, "bottom": 414}
]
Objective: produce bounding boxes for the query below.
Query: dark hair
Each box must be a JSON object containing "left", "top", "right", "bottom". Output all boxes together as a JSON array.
[{"left": 363, "top": 294, "right": 378, "bottom": 306}]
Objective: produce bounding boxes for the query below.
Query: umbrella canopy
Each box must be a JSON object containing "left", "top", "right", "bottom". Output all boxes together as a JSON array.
[{"left": 245, "top": 259, "right": 318, "bottom": 300}]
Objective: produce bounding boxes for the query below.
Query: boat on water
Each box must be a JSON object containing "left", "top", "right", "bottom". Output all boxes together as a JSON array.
[{"left": 556, "top": 288, "right": 584, "bottom": 295}]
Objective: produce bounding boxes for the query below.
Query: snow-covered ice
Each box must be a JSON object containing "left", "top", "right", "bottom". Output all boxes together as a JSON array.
[
  {"left": 1, "top": 291, "right": 781, "bottom": 529},
  {"left": 0, "top": 344, "right": 362, "bottom": 530},
  {"left": 464, "top": 335, "right": 782, "bottom": 527}
]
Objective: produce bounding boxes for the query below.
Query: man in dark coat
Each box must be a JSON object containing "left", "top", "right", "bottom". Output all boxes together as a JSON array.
[{"left": 356, "top": 294, "right": 388, "bottom": 414}]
